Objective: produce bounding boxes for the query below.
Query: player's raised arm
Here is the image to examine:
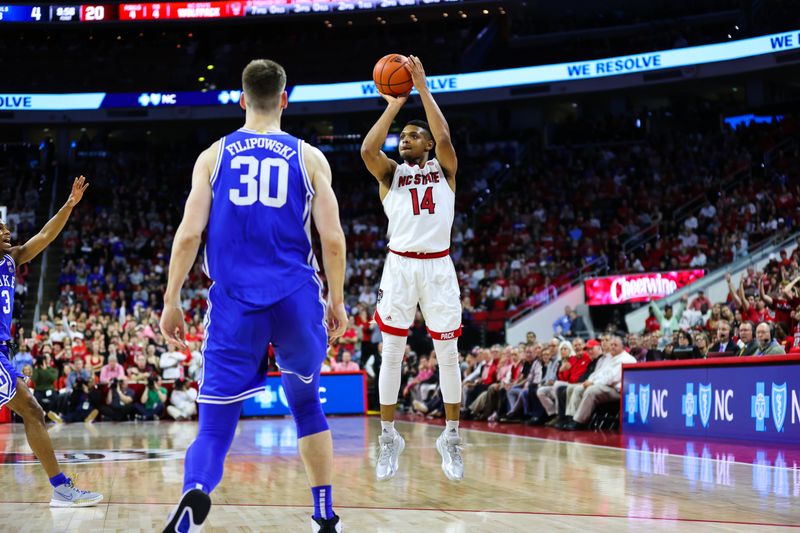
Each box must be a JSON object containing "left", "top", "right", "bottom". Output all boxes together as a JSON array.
[
  {"left": 160, "top": 142, "right": 216, "bottom": 347},
  {"left": 360, "top": 93, "right": 407, "bottom": 193},
  {"left": 405, "top": 55, "right": 458, "bottom": 185},
  {"left": 9, "top": 175, "right": 89, "bottom": 266},
  {"left": 305, "top": 143, "right": 348, "bottom": 340}
]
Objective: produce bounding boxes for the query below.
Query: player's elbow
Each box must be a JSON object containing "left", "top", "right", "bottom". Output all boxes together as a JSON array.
[
  {"left": 175, "top": 232, "right": 202, "bottom": 250},
  {"left": 360, "top": 145, "right": 378, "bottom": 162},
  {"left": 319, "top": 228, "right": 346, "bottom": 255}
]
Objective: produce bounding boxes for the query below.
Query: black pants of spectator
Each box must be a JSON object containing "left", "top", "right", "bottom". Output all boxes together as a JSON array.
[
  {"left": 556, "top": 385, "right": 568, "bottom": 418},
  {"left": 526, "top": 383, "right": 546, "bottom": 420},
  {"left": 100, "top": 404, "right": 134, "bottom": 422},
  {"left": 53, "top": 392, "right": 71, "bottom": 414},
  {"left": 425, "top": 391, "right": 445, "bottom": 415},
  {"left": 33, "top": 390, "right": 57, "bottom": 413},
  {"left": 63, "top": 406, "right": 95, "bottom": 423},
  {"left": 135, "top": 402, "right": 164, "bottom": 420}
]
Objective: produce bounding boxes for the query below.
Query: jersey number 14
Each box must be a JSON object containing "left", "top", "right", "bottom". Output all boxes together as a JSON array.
[
  {"left": 410, "top": 187, "right": 436, "bottom": 215},
  {"left": 229, "top": 156, "right": 289, "bottom": 208}
]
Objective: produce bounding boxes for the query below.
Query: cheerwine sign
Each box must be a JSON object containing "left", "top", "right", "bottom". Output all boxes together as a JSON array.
[{"left": 585, "top": 270, "right": 705, "bottom": 306}]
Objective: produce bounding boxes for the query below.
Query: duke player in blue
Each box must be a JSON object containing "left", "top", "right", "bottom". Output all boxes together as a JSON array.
[
  {"left": 0, "top": 175, "right": 102, "bottom": 507},
  {"left": 160, "top": 60, "right": 348, "bottom": 533}
]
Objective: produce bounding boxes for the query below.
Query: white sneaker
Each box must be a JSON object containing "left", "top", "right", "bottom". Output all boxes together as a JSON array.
[
  {"left": 50, "top": 477, "right": 103, "bottom": 507},
  {"left": 375, "top": 431, "right": 405, "bottom": 481},
  {"left": 436, "top": 430, "right": 464, "bottom": 481}
]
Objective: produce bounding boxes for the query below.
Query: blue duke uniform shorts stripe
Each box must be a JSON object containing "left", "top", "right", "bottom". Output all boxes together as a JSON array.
[
  {"left": 197, "top": 277, "right": 327, "bottom": 405},
  {"left": 0, "top": 345, "right": 23, "bottom": 408}
]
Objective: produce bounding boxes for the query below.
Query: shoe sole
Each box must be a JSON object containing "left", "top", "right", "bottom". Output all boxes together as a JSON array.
[
  {"left": 436, "top": 437, "right": 463, "bottom": 482},
  {"left": 50, "top": 495, "right": 104, "bottom": 508},
  {"left": 162, "top": 489, "right": 211, "bottom": 533},
  {"left": 376, "top": 436, "right": 405, "bottom": 482}
]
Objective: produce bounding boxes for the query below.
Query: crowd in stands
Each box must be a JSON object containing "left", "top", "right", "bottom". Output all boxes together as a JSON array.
[
  {"left": 0, "top": 143, "right": 49, "bottom": 323},
  {"left": 3, "top": 109, "right": 798, "bottom": 430}
]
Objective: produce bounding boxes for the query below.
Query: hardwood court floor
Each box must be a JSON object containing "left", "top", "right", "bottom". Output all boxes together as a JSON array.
[{"left": 0, "top": 416, "right": 796, "bottom": 532}]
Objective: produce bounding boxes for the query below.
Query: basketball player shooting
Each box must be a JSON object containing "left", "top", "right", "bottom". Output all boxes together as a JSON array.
[
  {"left": 360, "top": 55, "right": 464, "bottom": 482},
  {"left": 159, "top": 60, "right": 348, "bottom": 533},
  {"left": 0, "top": 176, "right": 102, "bottom": 507}
]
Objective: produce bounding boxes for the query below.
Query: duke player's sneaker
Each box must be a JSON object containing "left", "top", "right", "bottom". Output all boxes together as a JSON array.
[
  {"left": 50, "top": 477, "right": 103, "bottom": 507},
  {"left": 375, "top": 431, "right": 405, "bottom": 481},
  {"left": 312, "top": 514, "right": 343, "bottom": 532},
  {"left": 435, "top": 430, "right": 464, "bottom": 481},
  {"left": 162, "top": 489, "right": 211, "bottom": 533}
]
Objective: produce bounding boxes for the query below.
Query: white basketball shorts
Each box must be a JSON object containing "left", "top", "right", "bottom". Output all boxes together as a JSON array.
[{"left": 374, "top": 250, "right": 462, "bottom": 340}]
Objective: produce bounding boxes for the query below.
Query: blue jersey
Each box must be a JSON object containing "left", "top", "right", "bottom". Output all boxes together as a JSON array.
[
  {"left": 0, "top": 255, "right": 15, "bottom": 342},
  {"left": 204, "top": 128, "right": 318, "bottom": 306}
]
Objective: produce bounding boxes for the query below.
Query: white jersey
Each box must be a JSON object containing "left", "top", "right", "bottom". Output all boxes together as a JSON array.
[{"left": 383, "top": 158, "right": 454, "bottom": 253}]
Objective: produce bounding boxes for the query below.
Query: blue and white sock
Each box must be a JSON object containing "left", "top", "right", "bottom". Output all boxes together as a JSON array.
[
  {"left": 49, "top": 472, "right": 68, "bottom": 488},
  {"left": 311, "top": 485, "right": 334, "bottom": 520}
]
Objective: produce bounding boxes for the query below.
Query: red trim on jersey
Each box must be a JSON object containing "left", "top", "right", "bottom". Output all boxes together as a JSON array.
[
  {"left": 427, "top": 325, "right": 463, "bottom": 340},
  {"left": 389, "top": 249, "right": 450, "bottom": 259},
  {"left": 374, "top": 310, "right": 409, "bottom": 337}
]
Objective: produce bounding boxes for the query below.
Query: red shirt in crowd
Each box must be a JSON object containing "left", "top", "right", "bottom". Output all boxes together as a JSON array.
[{"left": 557, "top": 353, "right": 591, "bottom": 383}]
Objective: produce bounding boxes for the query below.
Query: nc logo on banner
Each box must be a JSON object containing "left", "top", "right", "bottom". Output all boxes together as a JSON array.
[
  {"left": 771, "top": 382, "right": 787, "bottom": 433},
  {"left": 698, "top": 383, "right": 712, "bottom": 429},
  {"left": 682, "top": 383, "right": 697, "bottom": 427},
  {"left": 638, "top": 384, "right": 650, "bottom": 424},
  {"left": 751, "top": 382, "right": 771, "bottom": 432},
  {"left": 625, "top": 384, "right": 638, "bottom": 424}
]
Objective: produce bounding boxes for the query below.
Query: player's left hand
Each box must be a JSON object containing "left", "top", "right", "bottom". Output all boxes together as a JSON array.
[
  {"left": 326, "top": 300, "right": 348, "bottom": 341},
  {"left": 405, "top": 55, "right": 427, "bottom": 91},
  {"left": 65, "top": 175, "right": 89, "bottom": 207},
  {"left": 160, "top": 305, "right": 188, "bottom": 350}
]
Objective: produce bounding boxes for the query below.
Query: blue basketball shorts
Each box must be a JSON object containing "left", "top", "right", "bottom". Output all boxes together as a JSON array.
[
  {"left": 197, "top": 277, "right": 328, "bottom": 405},
  {"left": 0, "top": 344, "right": 24, "bottom": 408}
]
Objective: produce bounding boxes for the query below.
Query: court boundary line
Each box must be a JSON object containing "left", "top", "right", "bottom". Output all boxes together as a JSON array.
[
  {"left": 0, "top": 501, "right": 797, "bottom": 528},
  {"left": 393, "top": 418, "right": 799, "bottom": 470}
]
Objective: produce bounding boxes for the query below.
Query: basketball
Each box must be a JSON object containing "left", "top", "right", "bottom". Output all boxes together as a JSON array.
[{"left": 373, "top": 54, "right": 414, "bottom": 97}]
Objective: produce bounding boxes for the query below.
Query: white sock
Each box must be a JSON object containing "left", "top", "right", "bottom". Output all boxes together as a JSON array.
[
  {"left": 445, "top": 420, "right": 459, "bottom": 434},
  {"left": 381, "top": 420, "right": 396, "bottom": 434}
]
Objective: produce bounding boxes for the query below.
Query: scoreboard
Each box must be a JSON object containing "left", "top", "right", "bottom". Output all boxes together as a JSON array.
[{"left": 0, "top": 0, "right": 463, "bottom": 22}]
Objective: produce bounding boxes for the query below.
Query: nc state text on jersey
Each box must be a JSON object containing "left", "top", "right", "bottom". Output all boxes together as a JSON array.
[
  {"left": 397, "top": 171, "right": 442, "bottom": 187},
  {"left": 225, "top": 138, "right": 297, "bottom": 160}
]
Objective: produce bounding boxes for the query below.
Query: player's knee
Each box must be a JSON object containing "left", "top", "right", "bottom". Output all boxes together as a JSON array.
[
  {"left": 381, "top": 333, "right": 406, "bottom": 366},
  {"left": 18, "top": 394, "right": 45, "bottom": 421},
  {"left": 282, "top": 373, "right": 329, "bottom": 439},
  {"left": 433, "top": 338, "right": 458, "bottom": 368}
]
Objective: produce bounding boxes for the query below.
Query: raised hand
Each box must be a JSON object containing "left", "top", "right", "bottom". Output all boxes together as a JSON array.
[
  {"left": 381, "top": 92, "right": 409, "bottom": 107},
  {"left": 66, "top": 175, "right": 89, "bottom": 207},
  {"left": 405, "top": 55, "right": 428, "bottom": 92}
]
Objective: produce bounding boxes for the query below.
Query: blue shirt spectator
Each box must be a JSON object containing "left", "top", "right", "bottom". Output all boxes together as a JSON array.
[{"left": 552, "top": 306, "right": 573, "bottom": 335}]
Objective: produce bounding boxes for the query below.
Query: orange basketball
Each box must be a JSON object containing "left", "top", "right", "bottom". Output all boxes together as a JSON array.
[{"left": 373, "top": 54, "right": 413, "bottom": 97}]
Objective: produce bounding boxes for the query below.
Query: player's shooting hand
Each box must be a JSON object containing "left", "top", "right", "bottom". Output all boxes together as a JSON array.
[
  {"left": 381, "top": 92, "right": 409, "bottom": 107},
  {"left": 65, "top": 175, "right": 89, "bottom": 208},
  {"left": 405, "top": 55, "right": 427, "bottom": 91},
  {"left": 160, "top": 305, "right": 188, "bottom": 350},
  {"left": 326, "top": 300, "right": 348, "bottom": 341}
]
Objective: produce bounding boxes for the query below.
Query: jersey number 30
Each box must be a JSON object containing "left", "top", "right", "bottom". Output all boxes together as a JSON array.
[
  {"left": 229, "top": 156, "right": 289, "bottom": 208},
  {"left": 410, "top": 187, "right": 436, "bottom": 215}
]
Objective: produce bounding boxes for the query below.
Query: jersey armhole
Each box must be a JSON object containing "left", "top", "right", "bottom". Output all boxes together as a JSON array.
[
  {"left": 297, "top": 141, "right": 315, "bottom": 198},
  {"left": 209, "top": 137, "right": 226, "bottom": 188},
  {"left": 4, "top": 254, "right": 15, "bottom": 270}
]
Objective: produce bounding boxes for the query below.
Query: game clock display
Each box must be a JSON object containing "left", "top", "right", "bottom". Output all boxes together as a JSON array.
[{"left": 0, "top": 0, "right": 463, "bottom": 22}]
